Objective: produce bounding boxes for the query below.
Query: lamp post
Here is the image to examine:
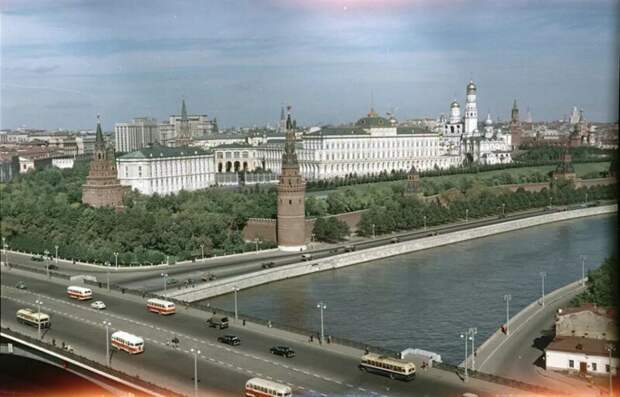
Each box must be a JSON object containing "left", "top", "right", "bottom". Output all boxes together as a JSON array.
[
  {"left": 166, "top": 255, "right": 169, "bottom": 266},
  {"left": 549, "top": 196, "right": 552, "bottom": 208},
  {"left": 316, "top": 302, "right": 327, "bottom": 343},
  {"left": 502, "top": 203, "right": 506, "bottom": 217},
  {"left": 54, "top": 245, "right": 59, "bottom": 264},
  {"left": 504, "top": 294, "right": 512, "bottom": 336},
  {"left": 2, "top": 237, "right": 6, "bottom": 265},
  {"left": 35, "top": 298, "right": 43, "bottom": 339},
  {"left": 114, "top": 252, "right": 118, "bottom": 269},
  {"left": 585, "top": 191, "right": 588, "bottom": 205},
  {"left": 44, "top": 249, "right": 50, "bottom": 262},
  {"left": 459, "top": 332, "right": 471, "bottom": 382},
  {"left": 423, "top": 215, "right": 427, "bottom": 231},
  {"left": 372, "top": 224, "right": 375, "bottom": 239},
  {"left": 540, "top": 272, "right": 547, "bottom": 306},
  {"left": 581, "top": 255, "right": 586, "bottom": 286},
  {"left": 103, "top": 320, "right": 111, "bottom": 366},
  {"left": 161, "top": 273, "right": 168, "bottom": 293},
  {"left": 607, "top": 344, "right": 615, "bottom": 397},
  {"left": 190, "top": 348, "right": 201, "bottom": 397},
  {"left": 254, "top": 238, "right": 260, "bottom": 254},
  {"left": 200, "top": 244, "right": 205, "bottom": 262},
  {"left": 106, "top": 262, "right": 111, "bottom": 291},
  {"left": 469, "top": 327, "right": 478, "bottom": 371},
  {"left": 465, "top": 208, "right": 469, "bottom": 223},
  {"left": 233, "top": 286, "right": 239, "bottom": 321}
]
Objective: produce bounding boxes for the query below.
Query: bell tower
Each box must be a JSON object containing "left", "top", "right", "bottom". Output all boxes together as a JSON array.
[{"left": 277, "top": 106, "right": 307, "bottom": 251}]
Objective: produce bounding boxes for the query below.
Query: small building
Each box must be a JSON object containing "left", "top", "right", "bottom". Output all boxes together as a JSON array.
[
  {"left": 545, "top": 337, "right": 617, "bottom": 376},
  {"left": 555, "top": 304, "right": 617, "bottom": 341}
]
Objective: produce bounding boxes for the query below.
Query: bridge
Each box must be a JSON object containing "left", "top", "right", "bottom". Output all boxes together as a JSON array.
[{"left": 1, "top": 266, "right": 554, "bottom": 397}]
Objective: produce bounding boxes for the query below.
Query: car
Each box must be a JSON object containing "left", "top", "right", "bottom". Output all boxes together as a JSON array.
[
  {"left": 201, "top": 273, "right": 217, "bottom": 281},
  {"left": 261, "top": 262, "right": 275, "bottom": 269},
  {"left": 390, "top": 237, "right": 400, "bottom": 243},
  {"left": 270, "top": 346, "right": 295, "bottom": 358},
  {"left": 91, "top": 301, "right": 106, "bottom": 310},
  {"left": 207, "top": 315, "right": 229, "bottom": 329},
  {"left": 217, "top": 335, "right": 241, "bottom": 346},
  {"left": 15, "top": 281, "right": 27, "bottom": 290},
  {"left": 344, "top": 245, "right": 356, "bottom": 252},
  {"left": 301, "top": 254, "right": 313, "bottom": 261},
  {"left": 166, "top": 278, "right": 178, "bottom": 286},
  {"left": 47, "top": 264, "right": 58, "bottom": 270},
  {"left": 31, "top": 256, "right": 44, "bottom": 262}
]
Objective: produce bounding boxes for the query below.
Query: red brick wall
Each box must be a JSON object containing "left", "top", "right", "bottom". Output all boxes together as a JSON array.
[
  {"left": 243, "top": 218, "right": 277, "bottom": 243},
  {"left": 575, "top": 177, "right": 616, "bottom": 188}
]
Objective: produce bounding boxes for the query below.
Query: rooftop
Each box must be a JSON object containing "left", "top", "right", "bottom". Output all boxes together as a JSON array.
[
  {"left": 547, "top": 336, "right": 617, "bottom": 357},
  {"left": 119, "top": 145, "right": 212, "bottom": 159}
]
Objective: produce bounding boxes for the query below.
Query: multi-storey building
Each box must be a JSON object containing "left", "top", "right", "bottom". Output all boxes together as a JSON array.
[
  {"left": 116, "top": 146, "right": 216, "bottom": 195},
  {"left": 159, "top": 100, "right": 218, "bottom": 146},
  {"left": 114, "top": 117, "right": 159, "bottom": 153}
]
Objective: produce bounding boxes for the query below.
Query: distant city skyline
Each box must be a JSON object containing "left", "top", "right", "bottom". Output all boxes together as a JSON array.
[{"left": 1, "top": 0, "right": 618, "bottom": 130}]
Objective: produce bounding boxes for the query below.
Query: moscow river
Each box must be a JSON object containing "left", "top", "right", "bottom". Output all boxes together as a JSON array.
[{"left": 208, "top": 214, "right": 617, "bottom": 365}]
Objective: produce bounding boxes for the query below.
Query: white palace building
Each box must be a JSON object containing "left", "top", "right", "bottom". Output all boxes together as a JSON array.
[{"left": 116, "top": 81, "right": 513, "bottom": 195}]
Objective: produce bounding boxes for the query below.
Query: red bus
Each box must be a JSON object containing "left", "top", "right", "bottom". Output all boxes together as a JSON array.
[
  {"left": 67, "top": 286, "right": 93, "bottom": 301},
  {"left": 244, "top": 378, "right": 292, "bottom": 397},
  {"left": 146, "top": 298, "right": 176, "bottom": 315},
  {"left": 111, "top": 331, "right": 144, "bottom": 354}
]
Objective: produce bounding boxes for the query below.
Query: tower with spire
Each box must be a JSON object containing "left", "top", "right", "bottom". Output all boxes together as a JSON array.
[
  {"left": 276, "top": 106, "right": 307, "bottom": 251},
  {"left": 82, "top": 115, "right": 125, "bottom": 209},
  {"left": 175, "top": 99, "right": 192, "bottom": 146},
  {"left": 464, "top": 81, "right": 478, "bottom": 135},
  {"left": 509, "top": 99, "right": 522, "bottom": 150}
]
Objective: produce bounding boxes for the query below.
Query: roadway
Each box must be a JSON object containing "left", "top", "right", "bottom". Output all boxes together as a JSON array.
[
  {"left": 0, "top": 268, "right": 540, "bottom": 397},
  {"left": 2, "top": 205, "right": 593, "bottom": 295}
]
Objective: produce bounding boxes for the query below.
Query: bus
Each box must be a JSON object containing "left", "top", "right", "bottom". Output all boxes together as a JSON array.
[
  {"left": 146, "top": 298, "right": 176, "bottom": 315},
  {"left": 111, "top": 331, "right": 144, "bottom": 354},
  {"left": 16, "top": 308, "right": 51, "bottom": 329},
  {"left": 67, "top": 286, "right": 93, "bottom": 301},
  {"left": 358, "top": 353, "right": 416, "bottom": 381},
  {"left": 244, "top": 378, "right": 292, "bottom": 397}
]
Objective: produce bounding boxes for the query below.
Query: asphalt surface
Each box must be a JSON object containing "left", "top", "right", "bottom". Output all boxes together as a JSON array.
[{"left": 0, "top": 269, "right": 533, "bottom": 397}]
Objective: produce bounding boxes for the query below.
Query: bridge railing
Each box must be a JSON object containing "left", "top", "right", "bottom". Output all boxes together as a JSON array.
[
  {"left": 0, "top": 327, "right": 184, "bottom": 397},
  {"left": 4, "top": 262, "right": 71, "bottom": 280}
]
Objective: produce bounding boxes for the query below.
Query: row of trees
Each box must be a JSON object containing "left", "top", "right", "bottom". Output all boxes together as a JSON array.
[
  {"left": 1, "top": 164, "right": 278, "bottom": 265},
  {"left": 514, "top": 145, "right": 614, "bottom": 162},
  {"left": 356, "top": 180, "right": 616, "bottom": 237}
]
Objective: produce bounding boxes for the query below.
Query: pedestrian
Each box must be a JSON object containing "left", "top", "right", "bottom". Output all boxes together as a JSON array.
[
  {"left": 310, "top": 335, "right": 314, "bottom": 343},
  {"left": 267, "top": 321, "right": 272, "bottom": 328},
  {"left": 61, "top": 341, "right": 65, "bottom": 349},
  {"left": 52, "top": 338, "right": 56, "bottom": 346},
  {"left": 242, "top": 319, "right": 246, "bottom": 326}
]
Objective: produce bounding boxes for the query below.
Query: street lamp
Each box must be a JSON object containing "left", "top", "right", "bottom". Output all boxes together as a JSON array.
[
  {"left": 200, "top": 244, "right": 205, "bottom": 262},
  {"left": 372, "top": 223, "right": 375, "bottom": 239},
  {"left": 502, "top": 203, "right": 506, "bottom": 217},
  {"left": 423, "top": 215, "right": 427, "bottom": 231},
  {"left": 233, "top": 286, "right": 239, "bottom": 321},
  {"left": 103, "top": 320, "right": 112, "bottom": 366},
  {"left": 161, "top": 273, "right": 168, "bottom": 293},
  {"left": 459, "top": 332, "right": 471, "bottom": 382},
  {"left": 465, "top": 208, "right": 469, "bottom": 223},
  {"left": 44, "top": 249, "right": 50, "bottom": 261},
  {"left": 254, "top": 238, "right": 260, "bottom": 254},
  {"left": 549, "top": 196, "right": 552, "bottom": 208},
  {"left": 504, "top": 294, "right": 512, "bottom": 336},
  {"left": 585, "top": 191, "right": 589, "bottom": 205},
  {"left": 540, "top": 272, "right": 547, "bottom": 306},
  {"left": 469, "top": 327, "right": 478, "bottom": 371},
  {"left": 54, "top": 245, "right": 59, "bottom": 264},
  {"left": 114, "top": 252, "right": 118, "bottom": 269},
  {"left": 35, "top": 298, "right": 43, "bottom": 339},
  {"left": 103, "top": 262, "right": 111, "bottom": 291},
  {"left": 607, "top": 344, "right": 616, "bottom": 397},
  {"left": 2, "top": 237, "right": 6, "bottom": 265},
  {"left": 190, "top": 348, "right": 201, "bottom": 397},
  {"left": 316, "top": 302, "right": 327, "bottom": 343},
  {"left": 581, "top": 255, "right": 586, "bottom": 286}
]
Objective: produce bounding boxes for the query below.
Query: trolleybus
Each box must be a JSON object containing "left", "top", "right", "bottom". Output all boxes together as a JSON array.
[
  {"left": 244, "top": 378, "right": 292, "bottom": 397},
  {"left": 146, "top": 298, "right": 176, "bottom": 315},
  {"left": 111, "top": 331, "right": 144, "bottom": 354},
  {"left": 16, "top": 308, "right": 51, "bottom": 329},
  {"left": 358, "top": 353, "right": 416, "bottom": 381},
  {"left": 67, "top": 286, "right": 93, "bottom": 300}
]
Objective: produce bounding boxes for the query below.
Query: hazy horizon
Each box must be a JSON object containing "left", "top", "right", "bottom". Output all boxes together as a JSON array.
[{"left": 1, "top": 0, "right": 618, "bottom": 130}]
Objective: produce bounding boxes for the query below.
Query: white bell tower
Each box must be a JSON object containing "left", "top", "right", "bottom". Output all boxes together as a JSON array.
[{"left": 464, "top": 80, "right": 478, "bottom": 135}]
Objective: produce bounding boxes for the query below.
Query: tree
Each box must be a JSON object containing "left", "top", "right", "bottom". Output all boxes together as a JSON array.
[
  {"left": 572, "top": 256, "right": 618, "bottom": 307},
  {"left": 312, "top": 217, "right": 350, "bottom": 242}
]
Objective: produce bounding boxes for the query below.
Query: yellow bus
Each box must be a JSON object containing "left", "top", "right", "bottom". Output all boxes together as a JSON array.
[
  {"left": 358, "top": 353, "right": 416, "bottom": 381},
  {"left": 16, "top": 308, "right": 51, "bottom": 329}
]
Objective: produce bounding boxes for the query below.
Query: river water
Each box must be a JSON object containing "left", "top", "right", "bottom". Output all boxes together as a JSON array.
[{"left": 207, "top": 214, "right": 617, "bottom": 364}]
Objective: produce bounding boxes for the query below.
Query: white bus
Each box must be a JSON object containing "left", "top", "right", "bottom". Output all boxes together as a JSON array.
[
  {"left": 146, "top": 298, "right": 176, "bottom": 315},
  {"left": 111, "top": 331, "right": 144, "bottom": 354},
  {"left": 244, "top": 378, "right": 292, "bottom": 397},
  {"left": 16, "top": 308, "right": 51, "bottom": 329},
  {"left": 67, "top": 286, "right": 93, "bottom": 301},
  {"left": 359, "top": 353, "right": 416, "bottom": 381}
]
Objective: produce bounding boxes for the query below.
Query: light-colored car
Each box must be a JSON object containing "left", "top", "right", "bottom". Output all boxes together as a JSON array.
[{"left": 91, "top": 300, "right": 106, "bottom": 310}]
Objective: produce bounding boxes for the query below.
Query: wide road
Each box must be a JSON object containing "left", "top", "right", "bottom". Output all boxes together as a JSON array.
[{"left": 0, "top": 269, "right": 540, "bottom": 397}]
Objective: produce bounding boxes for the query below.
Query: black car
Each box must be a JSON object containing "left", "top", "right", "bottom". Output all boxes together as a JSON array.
[
  {"left": 217, "top": 335, "right": 241, "bottom": 346},
  {"left": 47, "top": 264, "right": 58, "bottom": 270},
  {"left": 31, "top": 256, "right": 44, "bottom": 262},
  {"left": 270, "top": 346, "right": 295, "bottom": 358},
  {"left": 261, "top": 262, "right": 275, "bottom": 269}
]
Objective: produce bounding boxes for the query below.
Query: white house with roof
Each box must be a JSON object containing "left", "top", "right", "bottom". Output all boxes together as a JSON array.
[{"left": 116, "top": 145, "right": 216, "bottom": 195}]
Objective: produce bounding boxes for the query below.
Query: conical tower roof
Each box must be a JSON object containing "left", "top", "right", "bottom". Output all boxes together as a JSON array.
[{"left": 181, "top": 99, "right": 188, "bottom": 121}]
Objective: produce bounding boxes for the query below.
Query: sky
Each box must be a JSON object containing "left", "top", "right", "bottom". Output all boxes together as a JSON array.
[{"left": 1, "top": 0, "right": 618, "bottom": 130}]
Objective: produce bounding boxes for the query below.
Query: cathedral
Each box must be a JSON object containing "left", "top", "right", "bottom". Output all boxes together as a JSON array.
[{"left": 437, "top": 81, "right": 513, "bottom": 165}]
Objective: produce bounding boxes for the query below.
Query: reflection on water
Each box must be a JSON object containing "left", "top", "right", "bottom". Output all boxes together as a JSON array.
[{"left": 207, "top": 215, "right": 616, "bottom": 364}]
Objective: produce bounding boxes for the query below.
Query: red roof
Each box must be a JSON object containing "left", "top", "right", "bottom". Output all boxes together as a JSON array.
[{"left": 547, "top": 336, "right": 617, "bottom": 357}]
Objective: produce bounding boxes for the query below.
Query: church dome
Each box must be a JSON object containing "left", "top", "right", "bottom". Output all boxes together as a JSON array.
[
  {"left": 450, "top": 101, "right": 460, "bottom": 108},
  {"left": 485, "top": 114, "right": 493, "bottom": 126},
  {"left": 467, "top": 81, "right": 476, "bottom": 91}
]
